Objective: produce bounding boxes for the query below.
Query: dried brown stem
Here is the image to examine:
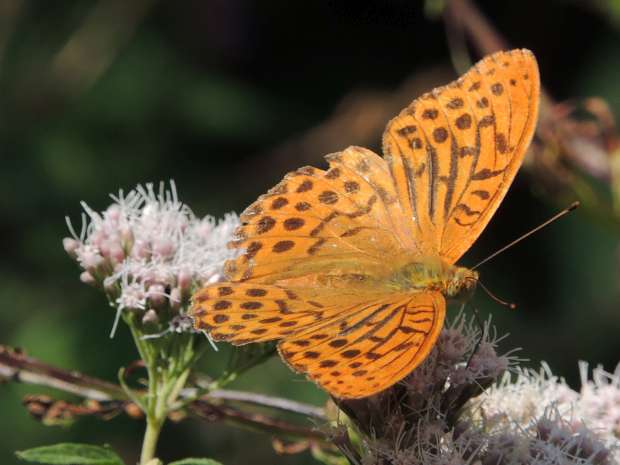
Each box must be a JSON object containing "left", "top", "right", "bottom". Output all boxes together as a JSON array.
[
  {"left": 241, "top": 66, "right": 453, "bottom": 178},
  {"left": 206, "top": 389, "right": 325, "bottom": 420},
  {"left": 444, "top": 0, "right": 615, "bottom": 183},
  {"left": 246, "top": 0, "right": 617, "bottom": 214},
  {"left": 0, "top": 345, "right": 326, "bottom": 440},
  {"left": 0, "top": 346, "right": 125, "bottom": 401},
  {"left": 192, "top": 400, "right": 325, "bottom": 440}
]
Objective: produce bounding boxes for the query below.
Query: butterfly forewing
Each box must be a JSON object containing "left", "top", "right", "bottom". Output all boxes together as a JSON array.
[
  {"left": 382, "top": 49, "right": 540, "bottom": 263},
  {"left": 226, "top": 147, "right": 415, "bottom": 284}
]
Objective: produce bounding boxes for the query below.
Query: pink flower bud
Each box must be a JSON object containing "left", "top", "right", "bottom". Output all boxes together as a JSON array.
[
  {"left": 119, "top": 225, "right": 133, "bottom": 247},
  {"left": 177, "top": 269, "right": 193, "bottom": 291},
  {"left": 147, "top": 284, "right": 166, "bottom": 307},
  {"left": 104, "top": 277, "right": 117, "bottom": 293},
  {"left": 153, "top": 237, "right": 175, "bottom": 259},
  {"left": 80, "top": 271, "right": 96, "bottom": 285},
  {"left": 63, "top": 238, "right": 80, "bottom": 258},
  {"left": 142, "top": 309, "right": 159, "bottom": 326},
  {"left": 196, "top": 221, "right": 212, "bottom": 239},
  {"left": 89, "top": 230, "right": 107, "bottom": 249},
  {"left": 108, "top": 243, "right": 125, "bottom": 264},
  {"left": 132, "top": 240, "right": 151, "bottom": 259},
  {"left": 105, "top": 204, "right": 121, "bottom": 222},
  {"left": 79, "top": 249, "right": 104, "bottom": 272},
  {"left": 99, "top": 240, "right": 110, "bottom": 258},
  {"left": 169, "top": 287, "right": 182, "bottom": 312}
]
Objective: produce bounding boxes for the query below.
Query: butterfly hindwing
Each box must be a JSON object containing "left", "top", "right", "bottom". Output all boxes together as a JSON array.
[
  {"left": 192, "top": 282, "right": 396, "bottom": 345},
  {"left": 278, "top": 291, "right": 445, "bottom": 398},
  {"left": 192, "top": 283, "right": 323, "bottom": 343}
]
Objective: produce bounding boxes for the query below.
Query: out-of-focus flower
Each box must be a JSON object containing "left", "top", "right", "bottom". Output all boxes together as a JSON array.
[
  {"left": 64, "top": 181, "right": 239, "bottom": 337},
  {"left": 333, "top": 313, "right": 513, "bottom": 458},
  {"left": 329, "top": 313, "right": 619, "bottom": 465},
  {"left": 577, "top": 362, "right": 620, "bottom": 440},
  {"left": 472, "top": 361, "right": 620, "bottom": 462}
]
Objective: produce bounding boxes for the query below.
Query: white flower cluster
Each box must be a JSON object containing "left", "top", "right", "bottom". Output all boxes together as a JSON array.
[
  {"left": 474, "top": 361, "right": 620, "bottom": 462},
  {"left": 63, "top": 181, "right": 239, "bottom": 337},
  {"left": 577, "top": 362, "right": 620, "bottom": 441}
]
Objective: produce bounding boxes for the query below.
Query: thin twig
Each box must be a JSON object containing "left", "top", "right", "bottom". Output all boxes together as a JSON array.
[
  {"left": 206, "top": 389, "right": 325, "bottom": 420},
  {"left": 191, "top": 400, "right": 326, "bottom": 440},
  {"left": 0, "top": 345, "right": 327, "bottom": 436},
  {"left": 0, "top": 346, "right": 125, "bottom": 401}
]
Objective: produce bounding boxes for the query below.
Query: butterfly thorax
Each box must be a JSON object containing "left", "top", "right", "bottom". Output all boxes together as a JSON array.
[{"left": 388, "top": 257, "right": 478, "bottom": 302}]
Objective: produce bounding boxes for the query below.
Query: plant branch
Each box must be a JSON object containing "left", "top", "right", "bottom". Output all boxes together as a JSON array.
[
  {"left": 0, "top": 344, "right": 327, "bottom": 440},
  {"left": 0, "top": 346, "right": 125, "bottom": 401},
  {"left": 241, "top": 65, "right": 453, "bottom": 180},
  {"left": 191, "top": 400, "right": 325, "bottom": 440},
  {"left": 206, "top": 389, "right": 326, "bottom": 420},
  {"left": 444, "top": 0, "right": 616, "bottom": 184}
]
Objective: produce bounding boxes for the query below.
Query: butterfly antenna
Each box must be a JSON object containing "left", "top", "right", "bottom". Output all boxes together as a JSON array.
[
  {"left": 477, "top": 279, "right": 517, "bottom": 310},
  {"left": 472, "top": 201, "right": 580, "bottom": 271}
]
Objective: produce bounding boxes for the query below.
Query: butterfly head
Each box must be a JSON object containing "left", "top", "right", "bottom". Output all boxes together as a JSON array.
[{"left": 445, "top": 266, "right": 479, "bottom": 302}]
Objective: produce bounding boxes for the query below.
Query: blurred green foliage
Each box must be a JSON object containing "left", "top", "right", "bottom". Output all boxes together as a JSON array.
[{"left": 1, "top": 1, "right": 619, "bottom": 464}]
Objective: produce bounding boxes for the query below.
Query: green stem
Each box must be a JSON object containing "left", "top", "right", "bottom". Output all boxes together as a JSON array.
[
  {"left": 140, "top": 416, "right": 164, "bottom": 465},
  {"left": 122, "top": 314, "right": 200, "bottom": 464}
]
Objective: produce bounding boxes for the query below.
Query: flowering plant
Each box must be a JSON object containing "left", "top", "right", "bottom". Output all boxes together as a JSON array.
[
  {"left": 62, "top": 182, "right": 251, "bottom": 464},
  {"left": 3, "top": 182, "right": 618, "bottom": 465}
]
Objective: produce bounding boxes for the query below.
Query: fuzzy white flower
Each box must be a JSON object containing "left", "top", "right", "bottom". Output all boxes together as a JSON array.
[
  {"left": 65, "top": 181, "right": 240, "bottom": 337},
  {"left": 577, "top": 362, "right": 620, "bottom": 439},
  {"left": 473, "top": 363, "right": 578, "bottom": 427},
  {"left": 471, "top": 361, "right": 620, "bottom": 462}
]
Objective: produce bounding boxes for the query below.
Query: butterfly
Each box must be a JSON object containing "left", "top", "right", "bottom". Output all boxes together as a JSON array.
[{"left": 191, "top": 49, "right": 540, "bottom": 399}]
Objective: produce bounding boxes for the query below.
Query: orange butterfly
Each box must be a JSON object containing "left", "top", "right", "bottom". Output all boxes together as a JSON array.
[{"left": 191, "top": 49, "right": 540, "bottom": 398}]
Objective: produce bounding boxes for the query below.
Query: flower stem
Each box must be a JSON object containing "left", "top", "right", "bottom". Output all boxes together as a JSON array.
[{"left": 140, "top": 416, "right": 164, "bottom": 465}]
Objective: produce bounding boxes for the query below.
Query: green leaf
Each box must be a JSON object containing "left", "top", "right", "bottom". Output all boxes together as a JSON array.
[
  {"left": 16, "top": 443, "right": 124, "bottom": 465},
  {"left": 168, "top": 459, "right": 223, "bottom": 465}
]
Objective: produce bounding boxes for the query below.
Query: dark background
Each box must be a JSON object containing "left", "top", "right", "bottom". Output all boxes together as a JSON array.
[{"left": 1, "top": 1, "right": 619, "bottom": 464}]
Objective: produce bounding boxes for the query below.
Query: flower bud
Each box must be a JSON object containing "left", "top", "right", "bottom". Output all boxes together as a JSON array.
[
  {"left": 99, "top": 240, "right": 110, "bottom": 258},
  {"left": 105, "top": 204, "right": 121, "bottom": 222},
  {"left": 80, "top": 271, "right": 96, "bottom": 285},
  {"left": 142, "top": 309, "right": 159, "bottom": 326},
  {"left": 153, "top": 237, "right": 175, "bottom": 259},
  {"left": 132, "top": 239, "right": 151, "bottom": 259},
  {"left": 63, "top": 238, "right": 81, "bottom": 258},
  {"left": 108, "top": 242, "right": 125, "bottom": 264},
  {"left": 103, "top": 277, "right": 117, "bottom": 293},
  {"left": 147, "top": 284, "right": 166, "bottom": 307},
  {"left": 89, "top": 230, "right": 107, "bottom": 249},
  {"left": 119, "top": 225, "right": 133, "bottom": 248},
  {"left": 177, "top": 269, "right": 193, "bottom": 291},
  {"left": 79, "top": 249, "right": 104, "bottom": 272},
  {"left": 169, "top": 287, "right": 182, "bottom": 312}
]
